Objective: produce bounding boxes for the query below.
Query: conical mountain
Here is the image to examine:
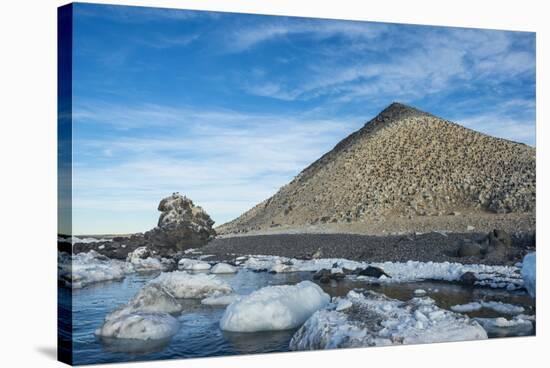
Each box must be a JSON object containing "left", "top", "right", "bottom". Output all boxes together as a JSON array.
[{"left": 218, "top": 103, "right": 535, "bottom": 235}]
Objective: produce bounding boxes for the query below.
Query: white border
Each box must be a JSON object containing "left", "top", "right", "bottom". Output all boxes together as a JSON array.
[{"left": 0, "top": 1, "right": 546, "bottom": 367}]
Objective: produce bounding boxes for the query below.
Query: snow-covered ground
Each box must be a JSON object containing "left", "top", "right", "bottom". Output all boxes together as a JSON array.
[
  {"left": 241, "top": 255, "right": 524, "bottom": 290},
  {"left": 290, "top": 290, "right": 488, "bottom": 350},
  {"left": 150, "top": 271, "right": 232, "bottom": 299},
  {"left": 521, "top": 252, "right": 536, "bottom": 298},
  {"left": 220, "top": 281, "right": 330, "bottom": 332},
  {"left": 58, "top": 236, "right": 113, "bottom": 244}
]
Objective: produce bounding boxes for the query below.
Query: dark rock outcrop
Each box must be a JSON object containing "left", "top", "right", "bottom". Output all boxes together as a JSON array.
[
  {"left": 143, "top": 193, "right": 216, "bottom": 251},
  {"left": 73, "top": 193, "right": 215, "bottom": 258}
]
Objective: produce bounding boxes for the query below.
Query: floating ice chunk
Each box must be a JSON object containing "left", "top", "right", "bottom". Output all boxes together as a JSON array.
[
  {"left": 289, "top": 290, "right": 487, "bottom": 350},
  {"left": 104, "top": 284, "right": 182, "bottom": 322},
  {"left": 271, "top": 261, "right": 298, "bottom": 273},
  {"left": 192, "top": 262, "right": 212, "bottom": 271},
  {"left": 474, "top": 315, "right": 534, "bottom": 337},
  {"left": 335, "top": 298, "right": 353, "bottom": 311},
  {"left": 220, "top": 281, "right": 330, "bottom": 332},
  {"left": 131, "top": 257, "right": 172, "bottom": 272},
  {"left": 521, "top": 252, "right": 536, "bottom": 298},
  {"left": 59, "top": 251, "right": 130, "bottom": 288},
  {"left": 178, "top": 258, "right": 212, "bottom": 271},
  {"left": 95, "top": 313, "right": 179, "bottom": 340},
  {"left": 201, "top": 294, "right": 242, "bottom": 306},
  {"left": 126, "top": 247, "right": 174, "bottom": 272},
  {"left": 413, "top": 289, "right": 427, "bottom": 296},
  {"left": 150, "top": 271, "right": 232, "bottom": 299},
  {"left": 210, "top": 263, "right": 238, "bottom": 274},
  {"left": 450, "top": 301, "right": 524, "bottom": 315}
]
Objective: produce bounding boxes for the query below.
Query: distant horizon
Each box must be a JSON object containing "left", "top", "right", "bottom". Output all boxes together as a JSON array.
[{"left": 71, "top": 3, "right": 536, "bottom": 234}]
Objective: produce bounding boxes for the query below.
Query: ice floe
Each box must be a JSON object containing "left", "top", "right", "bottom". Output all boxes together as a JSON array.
[
  {"left": 150, "top": 271, "right": 232, "bottom": 299},
  {"left": 521, "top": 252, "right": 536, "bottom": 298},
  {"left": 127, "top": 247, "right": 174, "bottom": 272},
  {"left": 178, "top": 258, "right": 212, "bottom": 271},
  {"left": 59, "top": 251, "right": 131, "bottom": 288},
  {"left": 210, "top": 263, "right": 238, "bottom": 274},
  {"left": 95, "top": 312, "right": 179, "bottom": 340},
  {"left": 201, "top": 294, "right": 242, "bottom": 306},
  {"left": 289, "top": 290, "right": 487, "bottom": 350},
  {"left": 220, "top": 281, "right": 330, "bottom": 332},
  {"left": 103, "top": 284, "right": 182, "bottom": 322},
  {"left": 450, "top": 301, "right": 524, "bottom": 315},
  {"left": 474, "top": 315, "right": 534, "bottom": 337}
]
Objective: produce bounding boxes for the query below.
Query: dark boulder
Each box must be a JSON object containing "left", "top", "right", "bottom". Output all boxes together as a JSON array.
[
  {"left": 488, "top": 229, "right": 512, "bottom": 248},
  {"left": 457, "top": 240, "right": 482, "bottom": 257},
  {"left": 459, "top": 271, "right": 477, "bottom": 286},
  {"left": 313, "top": 269, "right": 332, "bottom": 280},
  {"left": 358, "top": 266, "right": 391, "bottom": 278}
]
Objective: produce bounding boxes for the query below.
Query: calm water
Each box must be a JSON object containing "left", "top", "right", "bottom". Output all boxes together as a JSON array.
[{"left": 63, "top": 270, "right": 535, "bottom": 365}]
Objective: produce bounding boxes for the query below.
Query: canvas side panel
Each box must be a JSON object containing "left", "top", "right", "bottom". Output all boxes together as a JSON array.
[{"left": 58, "top": 3, "right": 73, "bottom": 365}]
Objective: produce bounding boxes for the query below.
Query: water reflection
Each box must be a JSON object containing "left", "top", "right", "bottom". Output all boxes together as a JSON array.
[
  {"left": 223, "top": 330, "right": 296, "bottom": 354},
  {"left": 98, "top": 336, "right": 173, "bottom": 354}
]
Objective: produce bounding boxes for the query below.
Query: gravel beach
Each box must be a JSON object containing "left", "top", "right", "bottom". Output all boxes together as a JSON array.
[{"left": 203, "top": 232, "right": 535, "bottom": 265}]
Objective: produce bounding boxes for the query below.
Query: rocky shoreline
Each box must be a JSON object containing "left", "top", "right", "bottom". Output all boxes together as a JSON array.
[
  {"left": 202, "top": 231, "right": 535, "bottom": 266},
  {"left": 62, "top": 193, "right": 535, "bottom": 268}
]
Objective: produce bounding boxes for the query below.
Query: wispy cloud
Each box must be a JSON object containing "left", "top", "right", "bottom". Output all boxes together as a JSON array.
[
  {"left": 228, "top": 19, "right": 389, "bottom": 52},
  {"left": 71, "top": 4, "right": 535, "bottom": 234},
  {"left": 72, "top": 102, "right": 363, "bottom": 233},
  {"left": 242, "top": 28, "right": 534, "bottom": 104}
]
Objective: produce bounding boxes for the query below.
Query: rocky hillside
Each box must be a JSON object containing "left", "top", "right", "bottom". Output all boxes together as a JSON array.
[{"left": 218, "top": 103, "right": 535, "bottom": 235}]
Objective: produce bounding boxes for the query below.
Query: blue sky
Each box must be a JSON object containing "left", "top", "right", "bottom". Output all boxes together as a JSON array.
[{"left": 70, "top": 3, "right": 536, "bottom": 234}]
